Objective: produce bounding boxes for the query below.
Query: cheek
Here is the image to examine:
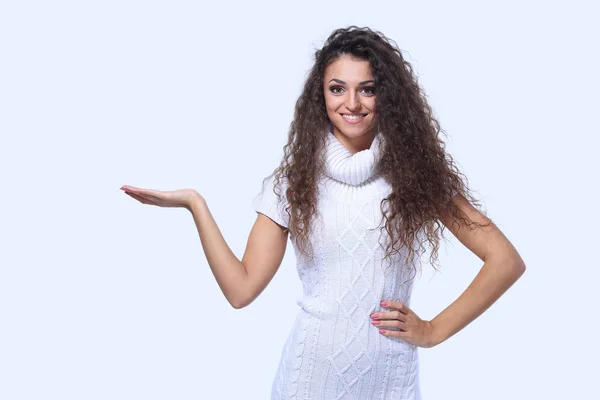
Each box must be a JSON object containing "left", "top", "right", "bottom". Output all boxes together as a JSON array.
[
  {"left": 367, "top": 104, "right": 377, "bottom": 122},
  {"left": 324, "top": 94, "right": 337, "bottom": 111},
  {"left": 366, "top": 98, "right": 376, "bottom": 113}
]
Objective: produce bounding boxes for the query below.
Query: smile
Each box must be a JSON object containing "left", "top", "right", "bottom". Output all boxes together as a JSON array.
[{"left": 340, "top": 113, "right": 368, "bottom": 124}]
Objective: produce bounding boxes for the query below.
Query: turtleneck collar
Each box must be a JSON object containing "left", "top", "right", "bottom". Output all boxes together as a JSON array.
[{"left": 323, "top": 124, "right": 384, "bottom": 186}]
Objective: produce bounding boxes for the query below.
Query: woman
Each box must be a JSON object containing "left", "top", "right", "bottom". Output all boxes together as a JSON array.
[{"left": 121, "top": 26, "right": 526, "bottom": 400}]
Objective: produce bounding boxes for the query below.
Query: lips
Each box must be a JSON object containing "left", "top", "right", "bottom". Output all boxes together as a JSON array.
[{"left": 340, "top": 113, "right": 368, "bottom": 124}]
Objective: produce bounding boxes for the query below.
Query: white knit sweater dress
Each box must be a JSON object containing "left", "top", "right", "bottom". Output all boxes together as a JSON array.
[{"left": 253, "top": 127, "right": 422, "bottom": 400}]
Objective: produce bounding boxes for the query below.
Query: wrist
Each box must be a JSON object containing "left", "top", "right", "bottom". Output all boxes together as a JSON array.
[
  {"left": 428, "top": 319, "right": 446, "bottom": 347},
  {"left": 188, "top": 192, "right": 206, "bottom": 213}
]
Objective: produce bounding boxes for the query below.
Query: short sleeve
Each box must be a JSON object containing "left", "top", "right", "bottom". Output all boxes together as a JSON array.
[{"left": 252, "top": 173, "right": 290, "bottom": 228}]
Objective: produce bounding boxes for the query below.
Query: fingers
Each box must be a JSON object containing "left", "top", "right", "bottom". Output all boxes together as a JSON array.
[
  {"left": 121, "top": 185, "right": 152, "bottom": 192},
  {"left": 378, "top": 328, "right": 407, "bottom": 339},
  {"left": 370, "top": 310, "right": 406, "bottom": 322},
  {"left": 381, "top": 300, "right": 410, "bottom": 315},
  {"left": 122, "top": 186, "right": 158, "bottom": 197},
  {"left": 371, "top": 317, "right": 406, "bottom": 330},
  {"left": 121, "top": 185, "right": 164, "bottom": 204},
  {"left": 124, "top": 190, "right": 159, "bottom": 206},
  {"left": 121, "top": 185, "right": 146, "bottom": 193},
  {"left": 372, "top": 300, "right": 421, "bottom": 344},
  {"left": 370, "top": 300, "right": 410, "bottom": 322}
]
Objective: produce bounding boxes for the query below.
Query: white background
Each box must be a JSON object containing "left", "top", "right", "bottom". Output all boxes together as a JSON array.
[{"left": 1, "top": 1, "right": 598, "bottom": 399}]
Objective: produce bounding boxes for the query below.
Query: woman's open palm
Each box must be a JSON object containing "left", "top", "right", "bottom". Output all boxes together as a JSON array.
[{"left": 121, "top": 185, "right": 200, "bottom": 211}]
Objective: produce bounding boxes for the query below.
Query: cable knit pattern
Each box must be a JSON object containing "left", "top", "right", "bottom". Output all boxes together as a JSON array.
[{"left": 253, "top": 126, "right": 422, "bottom": 400}]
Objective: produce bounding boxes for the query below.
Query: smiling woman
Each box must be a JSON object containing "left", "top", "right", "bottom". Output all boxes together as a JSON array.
[
  {"left": 246, "top": 26, "right": 524, "bottom": 400},
  {"left": 324, "top": 59, "right": 378, "bottom": 153},
  {"left": 122, "top": 25, "right": 525, "bottom": 400}
]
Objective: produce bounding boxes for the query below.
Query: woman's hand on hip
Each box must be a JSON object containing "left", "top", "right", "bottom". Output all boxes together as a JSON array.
[
  {"left": 120, "top": 185, "right": 202, "bottom": 212},
  {"left": 370, "top": 300, "right": 438, "bottom": 348}
]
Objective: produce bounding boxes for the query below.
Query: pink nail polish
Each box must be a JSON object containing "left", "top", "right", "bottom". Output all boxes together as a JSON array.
[{"left": 380, "top": 301, "right": 387, "bottom": 306}]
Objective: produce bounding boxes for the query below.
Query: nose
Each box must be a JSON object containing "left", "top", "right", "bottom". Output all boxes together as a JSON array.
[{"left": 345, "top": 92, "right": 361, "bottom": 112}]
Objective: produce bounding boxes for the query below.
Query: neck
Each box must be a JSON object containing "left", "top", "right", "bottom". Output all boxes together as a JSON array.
[{"left": 323, "top": 125, "right": 384, "bottom": 186}]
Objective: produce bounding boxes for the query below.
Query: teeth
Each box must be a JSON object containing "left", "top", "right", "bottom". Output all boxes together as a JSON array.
[{"left": 342, "top": 114, "right": 366, "bottom": 119}]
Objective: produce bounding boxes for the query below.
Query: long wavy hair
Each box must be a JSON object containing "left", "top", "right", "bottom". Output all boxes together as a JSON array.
[{"left": 266, "top": 26, "right": 493, "bottom": 280}]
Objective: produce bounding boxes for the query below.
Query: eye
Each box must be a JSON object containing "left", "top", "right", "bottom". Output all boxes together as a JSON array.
[
  {"left": 362, "top": 86, "right": 376, "bottom": 95},
  {"left": 329, "top": 85, "right": 344, "bottom": 95}
]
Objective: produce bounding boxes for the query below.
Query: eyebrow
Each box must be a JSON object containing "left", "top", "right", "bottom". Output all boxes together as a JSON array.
[{"left": 328, "top": 78, "right": 375, "bottom": 85}]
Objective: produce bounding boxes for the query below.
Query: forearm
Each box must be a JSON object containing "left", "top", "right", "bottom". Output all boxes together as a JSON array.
[
  {"left": 188, "top": 194, "right": 249, "bottom": 308},
  {"left": 430, "top": 255, "right": 526, "bottom": 346}
]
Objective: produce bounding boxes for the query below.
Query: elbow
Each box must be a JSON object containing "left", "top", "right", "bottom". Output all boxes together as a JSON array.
[
  {"left": 491, "top": 253, "right": 526, "bottom": 281},
  {"left": 227, "top": 296, "right": 247, "bottom": 309},
  {"left": 518, "top": 261, "right": 526, "bottom": 276},
  {"left": 512, "top": 258, "right": 526, "bottom": 279},
  {"left": 226, "top": 279, "right": 257, "bottom": 309},
  {"left": 496, "top": 250, "right": 526, "bottom": 278},
  {"left": 228, "top": 294, "right": 253, "bottom": 309},
  {"left": 230, "top": 299, "right": 248, "bottom": 310}
]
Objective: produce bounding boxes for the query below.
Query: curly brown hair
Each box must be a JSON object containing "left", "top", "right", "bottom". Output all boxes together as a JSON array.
[{"left": 266, "top": 25, "right": 493, "bottom": 280}]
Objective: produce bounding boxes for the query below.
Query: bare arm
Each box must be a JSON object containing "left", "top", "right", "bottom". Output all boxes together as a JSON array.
[
  {"left": 190, "top": 195, "right": 288, "bottom": 309},
  {"left": 431, "top": 194, "right": 526, "bottom": 345}
]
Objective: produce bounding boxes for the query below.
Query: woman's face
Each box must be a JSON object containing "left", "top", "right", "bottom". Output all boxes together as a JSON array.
[{"left": 323, "top": 54, "right": 377, "bottom": 152}]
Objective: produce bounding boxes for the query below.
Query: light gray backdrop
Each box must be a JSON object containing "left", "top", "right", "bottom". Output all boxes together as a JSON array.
[{"left": 1, "top": 0, "right": 597, "bottom": 399}]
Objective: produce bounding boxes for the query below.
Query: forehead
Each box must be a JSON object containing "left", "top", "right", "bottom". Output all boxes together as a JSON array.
[{"left": 324, "top": 54, "right": 373, "bottom": 81}]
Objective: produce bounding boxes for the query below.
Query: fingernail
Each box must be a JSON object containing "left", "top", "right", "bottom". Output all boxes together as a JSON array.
[
  {"left": 380, "top": 301, "right": 387, "bottom": 306},
  {"left": 371, "top": 313, "right": 379, "bottom": 319},
  {"left": 371, "top": 320, "right": 380, "bottom": 325}
]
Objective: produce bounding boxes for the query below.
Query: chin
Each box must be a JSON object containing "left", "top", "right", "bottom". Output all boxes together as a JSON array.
[{"left": 332, "top": 121, "right": 376, "bottom": 139}]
